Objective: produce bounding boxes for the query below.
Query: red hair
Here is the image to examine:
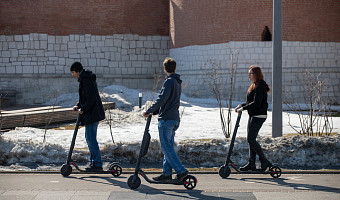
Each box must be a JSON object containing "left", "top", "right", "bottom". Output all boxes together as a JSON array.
[{"left": 247, "top": 65, "right": 270, "bottom": 93}]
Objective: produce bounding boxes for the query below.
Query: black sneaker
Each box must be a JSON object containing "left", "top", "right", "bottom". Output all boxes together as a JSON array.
[
  {"left": 239, "top": 163, "right": 257, "bottom": 171},
  {"left": 175, "top": 170, "right": 189, "bottom": 181},
  {"left": 260, "top": 160, "right": 272, "bottom": 171},
  {"left": 152, "top": 173, "right": 172, "bottom": 181},
  {"left": 85, "top": 165, "right": 103, "bottom": 172}
]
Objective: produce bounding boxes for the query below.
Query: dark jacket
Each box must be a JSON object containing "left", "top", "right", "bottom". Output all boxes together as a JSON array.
[
  {"left": 146, "top": 73, "right": 182, "bottom": 122},
  {"left": 76, "top": 69, "right": 105, "bottom": 126},
  {"left": 241, "top": 80, "right": 269, "bottom": 117}
]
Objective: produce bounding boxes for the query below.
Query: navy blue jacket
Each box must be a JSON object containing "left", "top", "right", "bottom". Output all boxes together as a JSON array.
[
  {"left": 146, "top": 73, "right": 182, "bottom": 122},
  {"left": 76, "top": 69, "right": 105, "bottom": 125},
  {"left": 241, "top": 80, "right": 270, "bottom": 117}
]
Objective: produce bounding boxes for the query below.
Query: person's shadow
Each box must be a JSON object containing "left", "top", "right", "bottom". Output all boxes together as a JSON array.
[
  {"left": 231, "top": 176, "right": 340, "bottom": 194},
  {"left": 66, "top": 174, "right": 256, "bottom": 199}
]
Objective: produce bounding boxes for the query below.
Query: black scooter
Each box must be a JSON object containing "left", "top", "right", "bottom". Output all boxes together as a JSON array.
[
  {"left": 60, "top": 114, "right": 122, "bottom": 177},
  {"left": 219, "top": 112, "right": 282, "bottom": 179},
  {"left": 127, "top": 115, "right": 197, "bottom": 190}
]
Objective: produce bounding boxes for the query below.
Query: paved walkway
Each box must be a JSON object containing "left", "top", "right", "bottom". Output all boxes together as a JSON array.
[{"left": 0, "top": 172, "right": 339, "bottom": 199}]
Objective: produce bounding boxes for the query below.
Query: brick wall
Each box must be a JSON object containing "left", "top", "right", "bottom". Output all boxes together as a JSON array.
[
  {"left": 0, "top": 0, "right": 169, "bottom": 36},
  {"left": 170, "top": 0, "right": 340, "bottom": 48},
  {"left": 0, "top": 0, "right": 170, "bottom": 105}
]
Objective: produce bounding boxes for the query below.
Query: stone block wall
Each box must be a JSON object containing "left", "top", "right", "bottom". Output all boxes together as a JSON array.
[
  {"left": 170, "top": 41, "right": 340, "bottom": 105},
  {"left": 0, "top": 34, "right": 169, "bottom": 105}
]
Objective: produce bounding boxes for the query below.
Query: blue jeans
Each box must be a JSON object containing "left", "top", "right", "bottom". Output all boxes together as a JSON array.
[
  {"left": 158, "top": 120, "right": 186, "bottom": 176},
  {"left": 85, "top": 121, "right": 102, "bottom": 167}
]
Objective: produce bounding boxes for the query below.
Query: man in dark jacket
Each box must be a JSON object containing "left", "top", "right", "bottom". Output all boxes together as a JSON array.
[
  {"left": 143, "top": 57, "right": 189, "bottom": 182},
  {"left": 70, "top": 62, "right": 105, "bottom": 171}
]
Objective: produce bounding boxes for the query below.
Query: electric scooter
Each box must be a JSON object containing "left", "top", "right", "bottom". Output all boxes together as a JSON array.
[
  {"left": 219, "top": 112, "right": 282, "bottom": 179},
  {"left": 60, "top": 114, "right": 122, "bottom": 177},
  {"left": 127, "top": 115, "right": 198, "bottom": 190}
]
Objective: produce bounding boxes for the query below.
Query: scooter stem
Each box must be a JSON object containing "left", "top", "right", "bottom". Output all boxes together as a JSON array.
[
  {"left": 225, "top": 112, "right": 242, "bottom": 165},
  {"left": 134, "top": 115, "right": 152, "bottom": 175},
  {"left": 66, "top": 114, "right": 80, "bottom": 164}
]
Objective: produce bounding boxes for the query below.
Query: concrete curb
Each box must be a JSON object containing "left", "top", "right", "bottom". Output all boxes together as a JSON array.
[{"left": 1, "top": 169, "right": 339, "bottom": 174}]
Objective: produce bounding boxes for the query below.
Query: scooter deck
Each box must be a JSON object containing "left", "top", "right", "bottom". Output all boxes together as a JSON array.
[
  {"left": 74, "top": 170, "right": 117, "bottom": 174},
  {"left": 230, "top": 162, "right": 278, "bottom": 174},
  {"left": 140, "top": 170, "right": 186, "bottom": 185},
  {"left": 71, "top": 161, "right": 121, "bottom": 174},
  {"left": 234, "top": 169, "right": 275, "bottom": 174}
]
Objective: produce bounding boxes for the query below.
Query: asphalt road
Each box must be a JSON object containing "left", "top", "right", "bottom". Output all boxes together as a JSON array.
[{"left": 0, "top": 172, "right": 339, "bottom": 200}]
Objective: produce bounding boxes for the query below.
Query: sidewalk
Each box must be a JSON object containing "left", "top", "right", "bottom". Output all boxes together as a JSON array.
[{"left": 0, "top": 172, "right": 339, "bottom": 200}]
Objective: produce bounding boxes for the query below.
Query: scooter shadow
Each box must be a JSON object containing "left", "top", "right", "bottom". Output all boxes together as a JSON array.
[
  {"left": 66, "top": 175, "right": 237, "bottom": 200},
  {"left": 229, "top": 176, "right": 340, "bottom": 194}
]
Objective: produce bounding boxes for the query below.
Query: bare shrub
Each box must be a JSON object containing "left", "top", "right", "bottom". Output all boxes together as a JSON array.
[
  {"left": 180, "top": 83, "right": 199, "bottom": 119},
  {"left": 43, "top": 91, "right": 59, "bottom": 143},
  {"left": 200, "top": 49, "right": 240, "bottom": 138},
  {"left": 100, "top": 91, "right": 115, "bottom": 144},
  {"left": 0, "top": 93, "right": 7, "bottom": 133},
  {"left": 283, "top": 70, "right": 333, "bottom": 136}
]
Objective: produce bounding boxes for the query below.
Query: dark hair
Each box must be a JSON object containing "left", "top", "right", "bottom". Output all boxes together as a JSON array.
[
  {"left": 70, "top": 62, "right": 83, "bottom": 72},
  {"left": 163, "top": 57, "right": 176, "bottom": 73}
]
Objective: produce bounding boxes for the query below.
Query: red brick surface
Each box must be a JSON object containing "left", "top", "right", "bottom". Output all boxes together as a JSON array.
[
  {"left": 1, "top": 0, "right": 339, "bottom": 48},
  {"left": 170, "top": 0, "right": 340, "bottom": 48},
  {"left": 0, "top": 0, "right": 169, "bottom": 36}
]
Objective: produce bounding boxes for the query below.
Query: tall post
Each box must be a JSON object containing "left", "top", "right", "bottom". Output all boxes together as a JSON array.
[{"left": 272, "top": 0, "right": 282, "bottom": 137}]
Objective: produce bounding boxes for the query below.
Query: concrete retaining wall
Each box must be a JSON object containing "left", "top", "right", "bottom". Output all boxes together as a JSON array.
[
  {"left": 170, "top": 41, "right": 340, "bottom": 104},
  {"left": 0, "top": 34, "right": 169, "bottom": 105}
]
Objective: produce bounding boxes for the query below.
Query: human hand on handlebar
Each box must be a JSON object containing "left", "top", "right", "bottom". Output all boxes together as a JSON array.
[
  {"left": 73, "top": 106, "right": 83, "bottom": 114},
  {"left": 142, "top": 112, "right": 152, "bottom": 118},
  {"left": 235, "top": 105, "right": 243, "bottom": 113}
]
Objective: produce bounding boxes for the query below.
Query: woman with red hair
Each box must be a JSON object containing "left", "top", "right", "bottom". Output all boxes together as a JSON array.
[{"left": 235, "top": 65, "right": 272, "bottom": 171}]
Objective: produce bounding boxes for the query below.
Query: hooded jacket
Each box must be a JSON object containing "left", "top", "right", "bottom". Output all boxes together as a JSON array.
[
  {"left": 76, "top": 69, "right": 105, "bottom": 125},
  {"left": 146, "top": 73, "right": 182, "bottom": 122},
  {"left": 241, "top": 80, "right": 270, "bottom": 117}
]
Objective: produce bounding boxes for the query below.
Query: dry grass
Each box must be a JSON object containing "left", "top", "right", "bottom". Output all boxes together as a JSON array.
[{"left": 283, "top": 132, "right": 339, "bottom": 137}]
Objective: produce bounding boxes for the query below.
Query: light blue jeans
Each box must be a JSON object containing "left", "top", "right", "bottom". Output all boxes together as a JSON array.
[
  {"left": 158, "top": 120, "right": 187, "bottom": 176},
  {"left": 85, "top": 121, "right": 102, "bottom": 167}
]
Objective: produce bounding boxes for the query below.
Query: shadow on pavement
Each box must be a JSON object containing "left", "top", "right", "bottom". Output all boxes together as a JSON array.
[
  {"left": 236, "top": 177, "right": 340, "bottom": 194},
  {"left": 66, "top": 175, "right": 255, "bottom": 200}
]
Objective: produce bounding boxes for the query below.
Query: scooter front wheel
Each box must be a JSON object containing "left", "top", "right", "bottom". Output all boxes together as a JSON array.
[
  {"left": 219, "top": 165, "right": 231, "bottom": 178},
  {"left": 60, "top": 164, "right": 72, "bottom": 177},
  {"left": 109, "top": 163, "right": 122, "bottom": 177},
  {"left": 269, "top": 165, "right": 282, "bottom": 178},
  {"left": 127, "top": 175, "right": 141, "bottom": 189},
  {"left": 183, "top": 175, "right": 197, "bottom": 190}
]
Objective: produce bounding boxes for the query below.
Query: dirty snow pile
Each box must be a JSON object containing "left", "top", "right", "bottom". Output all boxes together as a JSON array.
[{"left": 0, "top": 84, "right": 339, "bottom": 171}]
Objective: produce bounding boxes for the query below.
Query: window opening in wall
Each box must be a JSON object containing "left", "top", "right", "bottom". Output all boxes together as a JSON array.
[{"left": 261, "top": 26, "right": 272, "bottom": 41}]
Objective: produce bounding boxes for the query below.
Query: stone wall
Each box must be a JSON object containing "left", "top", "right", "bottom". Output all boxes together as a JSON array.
[
  {"left": 170, "top": 41, "right": 340, "bottom": 104},
  {"left": 0, "top": 34, "right": 169, "bottom": 105}
]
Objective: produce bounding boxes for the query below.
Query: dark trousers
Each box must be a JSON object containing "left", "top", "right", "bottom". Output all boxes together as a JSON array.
[{"left": 247, "top": 116, "right": 267, "bottom": 163}]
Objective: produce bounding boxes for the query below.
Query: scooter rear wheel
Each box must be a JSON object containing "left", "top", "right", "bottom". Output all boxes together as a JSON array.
[
  {"left": 183, "top": 175, "right": 197, "bottom": 190},
  {"left": 219, "top": 165, "right": 231, "bottom": 178},
  {"left": 127, "top": 175, "right": 141, "bottom": 189},
  {"left": 269, "top": 165, "right": 282, "bottom": 178},
  {"left": 60, "top": 164, "right": 72, "bottom": 177},
  {"left": 109, "top": 163, "right": 122, "bottom": 177}
]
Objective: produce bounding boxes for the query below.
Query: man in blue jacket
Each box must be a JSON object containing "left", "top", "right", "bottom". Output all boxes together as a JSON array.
[
  {"left": 70, "top": 62, "right": 105, "bottom": 172},
  {"left": 143, "top": 57, "right": 189, "bottom": 182}
]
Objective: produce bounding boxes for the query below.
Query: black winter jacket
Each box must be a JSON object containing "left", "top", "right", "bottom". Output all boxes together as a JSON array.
[
  {"left": 76, "top": 69, "right": 105, "bottom": 126},
  {"left": 241, "top": 80, "right": 270, "bottom": 117},
  {"left": 146, "top": 73, "right": 182, "bottom": 122}
]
